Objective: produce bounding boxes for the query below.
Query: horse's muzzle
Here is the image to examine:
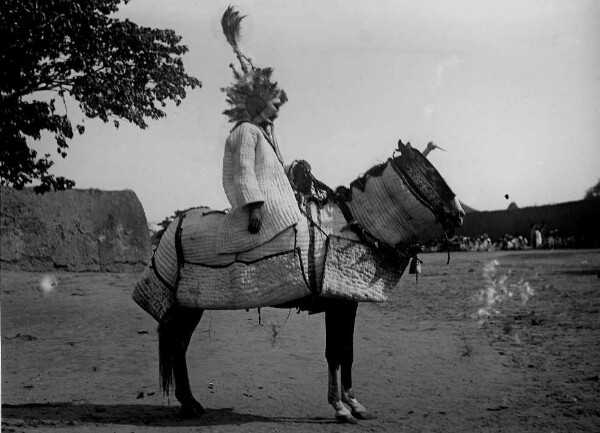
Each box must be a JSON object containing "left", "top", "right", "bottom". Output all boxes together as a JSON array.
[{"left": 441, "top": 208, "right": 465, "bottom": 234}]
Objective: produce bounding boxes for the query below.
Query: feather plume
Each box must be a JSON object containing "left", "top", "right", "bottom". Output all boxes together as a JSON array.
[
  {"left": 221, "top": 6, "right": 252, "bottom": 73},
  {"left": 221, "top": 5, "right": 244, "bottom": 49}
]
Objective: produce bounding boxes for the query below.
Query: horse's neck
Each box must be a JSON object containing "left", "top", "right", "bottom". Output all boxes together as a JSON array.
[
  {"left": 306, "top": 201, "right": 359, "bottom": 241},
  {"left": 343, "top": 163, "right": 438, "bottom": 246},
  {"left": 303, "top": 160, "right": 440, "bottom": 246}
]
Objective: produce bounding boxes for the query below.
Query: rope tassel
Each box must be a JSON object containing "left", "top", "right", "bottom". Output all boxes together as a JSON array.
[{"left": 408, "top": 256, "right": 422, "bottom": 283}]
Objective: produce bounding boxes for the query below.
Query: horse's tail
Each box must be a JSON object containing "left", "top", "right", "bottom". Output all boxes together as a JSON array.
[
  {"left": 158, "top": 320, "right": 175, "bottom": 396},
  {"left": 154, "top": 212, "right": 185, "bottom": 395},
  {"left": 157, "top": 307, "right": 204, "bottom": 397}
]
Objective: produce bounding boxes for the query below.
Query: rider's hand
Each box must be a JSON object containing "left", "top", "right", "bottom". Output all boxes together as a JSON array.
[{"left": 247, "top": 203, "right": 263, "bottom": 234}]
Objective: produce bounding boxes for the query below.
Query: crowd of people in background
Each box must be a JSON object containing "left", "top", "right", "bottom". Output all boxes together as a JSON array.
[{"left": 423, "top": 227, "right": 578, "bottom": 253}]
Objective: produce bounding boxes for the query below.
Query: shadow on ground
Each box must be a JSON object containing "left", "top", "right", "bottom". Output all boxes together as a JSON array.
[{"left": 1, "top": 403, "right": 336, "bottom": 428}]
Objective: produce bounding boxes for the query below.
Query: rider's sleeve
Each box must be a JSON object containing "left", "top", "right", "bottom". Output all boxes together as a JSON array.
[{"left": 227, "top": 123, "right": 265, "bottom": 207}]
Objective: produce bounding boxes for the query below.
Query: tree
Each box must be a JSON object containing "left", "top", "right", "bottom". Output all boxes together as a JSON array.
[
  {"left": 584, "top": 178, "right": 600, "bottom": 200},
  {"left": 0, "top": 0, "right": 201, "bottom": 192}
]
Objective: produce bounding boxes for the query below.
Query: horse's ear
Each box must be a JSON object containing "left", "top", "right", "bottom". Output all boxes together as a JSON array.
[
  {"left": 396, "top": 139, "right": 414, "bottom": 157},
  {"left": 396, "top": 139, "right": 407, "bottom": 154}
]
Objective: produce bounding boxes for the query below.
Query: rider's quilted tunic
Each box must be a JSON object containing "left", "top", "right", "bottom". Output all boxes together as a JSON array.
[{"left": 218, "top": 122, "right": 302, "bottom": 253}]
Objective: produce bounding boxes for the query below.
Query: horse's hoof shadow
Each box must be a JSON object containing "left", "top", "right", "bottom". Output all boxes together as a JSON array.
[
  {"left": 352, "top": 409, "right": 376, "bottom": 420},
  {"left": 335, "top": 413, "right": 359, "bottom": 424},
  {"left": 179, "top": 403, "right": 206, "bottom": 419}
]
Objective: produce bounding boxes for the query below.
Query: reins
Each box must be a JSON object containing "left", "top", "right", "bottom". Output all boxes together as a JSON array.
[
  {"left": 294, "top": 169, "right": 387, "bottom": 253},
  {"left": 298, "top": 170, "right": 415, "bottom": 263}
]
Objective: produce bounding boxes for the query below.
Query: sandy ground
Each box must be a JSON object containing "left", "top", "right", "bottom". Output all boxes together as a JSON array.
[{"left": 1, "top": 249, "right": 599, "bottom": 432}]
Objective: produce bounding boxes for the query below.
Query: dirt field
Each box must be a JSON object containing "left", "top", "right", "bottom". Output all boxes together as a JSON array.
[{"left": 2, "top": 249, "right": 599, "bottom": 432}]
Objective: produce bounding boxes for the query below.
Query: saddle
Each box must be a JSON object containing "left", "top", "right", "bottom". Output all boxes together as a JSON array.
[{"left": 177, "top": 208, "right": 299, "bottom": 266}]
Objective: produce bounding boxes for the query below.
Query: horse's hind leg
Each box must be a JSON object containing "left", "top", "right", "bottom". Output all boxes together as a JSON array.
[{"left": 158, "top": 307, "right": 204, "bottom": 418}]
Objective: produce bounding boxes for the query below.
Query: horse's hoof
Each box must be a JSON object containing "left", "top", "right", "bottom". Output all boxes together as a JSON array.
[
  {"left": 351, "top": 409, "right": 376, "bottom": 420},
  {"left": 336, "top": 413, "right": 359, "bottom": 424},
  {"left": 179, "top": 402, "right": 205, "bottom": 419}
]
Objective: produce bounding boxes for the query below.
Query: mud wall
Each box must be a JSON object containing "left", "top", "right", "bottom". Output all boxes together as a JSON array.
[
  {"left": 1, "top": 187, "right": 151, "bottom": 271},
  {"left": 454, "top": 199, "right": 600, "bottom": 247}
]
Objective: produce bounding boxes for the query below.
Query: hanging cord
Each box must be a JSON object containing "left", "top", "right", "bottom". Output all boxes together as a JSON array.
[
  {"left": 444, "top": 232, "right": 451, "bottom": 264},
  {"left": 298, "top": 204, "right": 329, "bottom": 238},
  {"left": 404, "top": 240, "right": 424, "bottom": 284}
]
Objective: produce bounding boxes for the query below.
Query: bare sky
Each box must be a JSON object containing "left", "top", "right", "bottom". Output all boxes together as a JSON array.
[{"left": 34, "top": 0, "right": 600, "bottom": 222}]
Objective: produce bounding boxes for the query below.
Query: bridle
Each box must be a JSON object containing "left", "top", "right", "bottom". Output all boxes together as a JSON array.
[{"left": 292, "top": 166, "right": 423, "bottom": 262}]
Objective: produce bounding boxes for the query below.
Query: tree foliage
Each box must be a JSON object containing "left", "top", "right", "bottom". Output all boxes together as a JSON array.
[
  {"left": 584, "top": 178, "right": 600, "bottom": 200},
  {"left": 0, "top": 0, "right": 201, "bottom": 192}
]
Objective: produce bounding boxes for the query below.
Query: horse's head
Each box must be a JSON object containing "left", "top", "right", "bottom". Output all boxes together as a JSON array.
[
  {"left": 329, "top": 140, "right": 465, "bottom": 251},
  {"left": 288, "top": 141, "right": 464, "bottom": 251},
  {"left": 393, "top": 140, "right": 465, "bottom": 234}
]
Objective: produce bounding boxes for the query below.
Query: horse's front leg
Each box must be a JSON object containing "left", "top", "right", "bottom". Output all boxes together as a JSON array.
[
  {"left": 327, "top": 361, "right": 356, "bottom": 423},
  {"left": 340, "top": 358, "right": 374, "bottom": 420},
  {"left": 326, "top": 300, "right": 373, "bottom": 423},
  {"left": 338, "top": 302, "right": 375, "bottom": 421}
]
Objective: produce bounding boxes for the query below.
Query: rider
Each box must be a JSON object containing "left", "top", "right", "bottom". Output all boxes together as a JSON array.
[{"left": 217, "top": 68, "right": 304, "bottom": 254}]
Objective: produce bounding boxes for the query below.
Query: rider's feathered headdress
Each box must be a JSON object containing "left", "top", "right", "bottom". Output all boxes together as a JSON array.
[{"left": 220, "top": 6, "right": 288, "bottom": 124}]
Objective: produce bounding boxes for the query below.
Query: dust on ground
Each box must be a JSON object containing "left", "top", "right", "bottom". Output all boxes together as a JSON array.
[{"left": 2, "top": 249, "right": 599, "bottom": 432}]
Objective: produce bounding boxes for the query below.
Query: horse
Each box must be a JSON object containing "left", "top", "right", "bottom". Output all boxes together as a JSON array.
[{"left": 134, "top": 140, "right": 465, "bottom": 423}]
